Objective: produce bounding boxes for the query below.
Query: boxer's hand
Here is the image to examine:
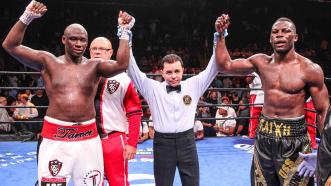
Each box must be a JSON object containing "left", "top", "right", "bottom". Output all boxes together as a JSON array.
[
  {"left": 215, "top": 14, "right": 230, "bottom": 35},
  {"left": 117, "top": 11, "right": 135, "bottom": 45},
  {"left": 118, "top": 11, "right": 135, "bottom": 30},
  {"left": 20, "top": 0, "right": 47, "bottom": 25},
  {"left": 297, "top": 152, "right": 317, "bottom": 177}
]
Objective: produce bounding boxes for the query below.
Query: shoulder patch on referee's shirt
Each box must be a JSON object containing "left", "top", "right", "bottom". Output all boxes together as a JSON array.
[
  {"left": 183, "top": 95, "right": 192, "bottom": 105},
  {"left": 107, "top": 80, "right": 120, "bottom": 94}
]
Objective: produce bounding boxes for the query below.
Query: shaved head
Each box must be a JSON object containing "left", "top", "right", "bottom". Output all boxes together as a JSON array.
[
  {"left": 90, "top": 37, "right": 112, "bottom": 49},
  {"left": 89, "top": 36, "right": 113, "bottom": 60},
  {"left": 61, "top": 23, "right": 88, "bottom": 59},
  {"left": 64, "top": 23, "right": 88, "bottom": 37}
]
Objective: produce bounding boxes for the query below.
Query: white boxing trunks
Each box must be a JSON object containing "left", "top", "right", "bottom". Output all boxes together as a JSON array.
[{"left": 38, "top": 116, "right": 104, "bottom": 186}]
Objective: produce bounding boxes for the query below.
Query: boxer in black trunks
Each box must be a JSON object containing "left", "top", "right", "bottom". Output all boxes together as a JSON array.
[{"left": 214, "top": 14, "right": 330, "bottom": 185}]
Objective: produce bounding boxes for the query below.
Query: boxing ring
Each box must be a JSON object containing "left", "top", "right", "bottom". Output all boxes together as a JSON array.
[
  {"left": 0, "top": 71, "right": 330, "bottom": 185},
  {"left": 0, "top": 137, "right": 254, "bottom": 186}
]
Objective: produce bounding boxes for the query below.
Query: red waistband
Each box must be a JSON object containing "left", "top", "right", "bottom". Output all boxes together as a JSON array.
[
  {"left": 100, "top": 131, "right": 125, "bottom": 139},
  {"left": 41, "top": 119, "right": 98, "bottom": 141}
]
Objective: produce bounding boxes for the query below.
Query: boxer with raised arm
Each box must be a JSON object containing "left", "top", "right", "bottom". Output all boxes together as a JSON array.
[
  {"left": 215, "top": 14, "right": 329, "bottom": 185},
  {"left": 2, "top": 1, "right": 134, "bottom": 185}
]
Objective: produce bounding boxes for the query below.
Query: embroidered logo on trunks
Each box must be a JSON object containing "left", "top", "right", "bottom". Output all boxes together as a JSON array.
[
  {"left": 183, "top": 95, "right": 192, "bottom": 105},
  {"left": 83, "top": 170, "right": 102, "bottom": 186},
  {"left": 49, "top": 159, "right": 63, "bottom": 176},
  {"left": 259, "top": 119, "right": 291, "bottom": 137},
  {"left": 107, "top": 80, "right": 120, "bottom": 94},
  {"left": 55, "top": 127, "right": 93, "bottom": 140}
]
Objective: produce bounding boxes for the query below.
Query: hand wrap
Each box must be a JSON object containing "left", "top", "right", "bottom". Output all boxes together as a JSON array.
[
  {"left": 117, "top": 17, "right": 135, "bottom": 46},
  {"left": 19, "top": 1, "right": 42, "bottom": 25},
  {"left": 214, "top": 29, "right": 229, "bottom": 46}
]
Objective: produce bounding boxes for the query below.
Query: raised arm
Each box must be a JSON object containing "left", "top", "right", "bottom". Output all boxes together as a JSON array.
[
  {"left": 97, "top": 11, "right": 134, "bottom": 77},
  {"left": 307, "top": 63, "right": 330, "bottom": 133},
  {"left": 2, "top": 0, "right": 47, "bottom": 71},
  {"left": 215, "top": 14, "right": 256, "bottom": 74}
]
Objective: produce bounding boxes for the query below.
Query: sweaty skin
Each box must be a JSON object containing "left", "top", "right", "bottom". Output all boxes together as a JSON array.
[
  {"left": 2, "top": 3, "right": 132, "bottom": 122},
  {"left": 215, "top": 16, "right": 329, "bottom": 132}
]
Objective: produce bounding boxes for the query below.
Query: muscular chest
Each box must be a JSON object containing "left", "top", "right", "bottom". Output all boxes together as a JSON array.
[
  {"left": 47, "top": 63, "right": 98, "bottom": 89},
  {"left": 261, "top": 63, "right": 306, "bottom": 94}
]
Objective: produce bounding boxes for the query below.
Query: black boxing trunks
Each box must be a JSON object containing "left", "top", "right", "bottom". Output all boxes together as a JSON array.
[
  {"left": 317, "top": 106, "right": 331, "bottom": 186},
  {"left": 251, "top": 114, "right": 314, "bottom": 186}
]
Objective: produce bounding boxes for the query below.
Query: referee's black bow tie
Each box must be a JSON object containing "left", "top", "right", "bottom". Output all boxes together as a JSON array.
[{"left": 166, "top": 85, "right": 181, "bottom": 93}]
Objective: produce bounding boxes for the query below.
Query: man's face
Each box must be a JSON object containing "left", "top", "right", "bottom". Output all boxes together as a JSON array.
[
  {"left": 161, "top": 61, "right": 184, "bottom": 87},
  {"left": 218, "top": 108, "right": 227, "bottom": 115},
  {"left": 210, "top": 91, "right": 218, "bottom": 99},
  {"left": 21, "top": 98, "right": 28, "bottom": 104},
  {"left": 36, "top": 89, "right": 43, "bottom": 96},
  {"left": 89, "top": 38, "right": 113, "bottom": 60},
  {"left": 270, "top": 21, "right": 298, "bottom": 53},
  {"left": 62, "top": 28, "right": 88, "bottom": 57},
  {"left": 0, "top": 97, "right": 7, "bottom": 106},
  {"left": 222, "top": 99, "right": 230, "bottom": 104}
]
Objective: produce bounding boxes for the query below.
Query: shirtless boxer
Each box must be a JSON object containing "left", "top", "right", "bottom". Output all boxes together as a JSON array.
[
  {"left": 215, "top": 14, "right": 330, "bottom": 185},
  {"left": 2, "top": 1, "right": 134, "bottom": 185}
]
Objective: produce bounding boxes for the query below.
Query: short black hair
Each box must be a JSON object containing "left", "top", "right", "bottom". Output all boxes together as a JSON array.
[{"left": 273, "top": 17, "right": 297, "bottom": 34}]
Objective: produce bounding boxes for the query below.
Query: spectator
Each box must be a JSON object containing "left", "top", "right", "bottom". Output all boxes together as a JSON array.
[
  {"left": 194, "top": 120, "right": 204, "bottom": 140},
  {"left": 13, "top": 94, "right": 38, "bottom": 121},
  {"left": 221, "top": 96, "right": 237, "bottom": 118},
  {"left": 139, "top": 121, "right": 149, "bottom": 143},
  {"left": 30, "top": 89, "right": 49, "bottom": 138},
  {"left": 214, "top": 105, "right": 237, "bottom": 136},
  {"left": 205, "top": 90, "right": 221, "bottom": 117},
  {"left": 197, "top": 102, "right": 215, "bottom": 137},
  {"left": 0, "top": 96, "right": 14, "bottom": 133},
  {"left": 13, "top": 93, "right": 38, "bottom": 137},
  {"left": 31, "top": 89, "right": 48, "bottom": 119},
  {"left": 236, "top": 98, "right": 250, "bottom": 136}
]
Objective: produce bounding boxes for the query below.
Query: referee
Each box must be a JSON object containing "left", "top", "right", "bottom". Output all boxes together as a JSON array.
[{"left": 127, "top": 22, "right": 226, "bottom": 186}]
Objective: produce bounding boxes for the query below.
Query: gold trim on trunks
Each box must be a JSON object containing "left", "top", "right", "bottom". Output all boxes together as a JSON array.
[
  {"left": 259, "top": 118, "right": 291, "bottom": 137},
  {"left": 253, "top": 147, "right": 267, "bottom": 186}
]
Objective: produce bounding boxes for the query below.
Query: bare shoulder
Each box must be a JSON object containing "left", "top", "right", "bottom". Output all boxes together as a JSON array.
[
  {"left": 39, "top": 50, "right": 56, "bottom": 59},
  {"left": 298, "top": 54, "right": 324, "bottom": 84},
  {"left": 92, "top": 58, "right": 117, "bottom": 70},
  {"left": 248, "top": 53, "right": 272, "bottom": 64},
  {"left": 299, "top": 55, "right": 323, "bottom": 75},
  {"left": 95, "top": 59, "right": 117, "bottom": 68},
  {"left": 55, "top": 55, "right": 71, "bottom": 64}
]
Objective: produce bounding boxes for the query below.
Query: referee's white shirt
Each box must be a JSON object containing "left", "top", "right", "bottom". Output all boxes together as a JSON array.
[{"left": 128, "top": 50, "right": 218, "bottom": 133}]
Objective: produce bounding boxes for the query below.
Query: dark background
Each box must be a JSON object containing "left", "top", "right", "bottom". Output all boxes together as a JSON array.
[{"left": 0, "top": 0, "right": 330, "bottom": 91}]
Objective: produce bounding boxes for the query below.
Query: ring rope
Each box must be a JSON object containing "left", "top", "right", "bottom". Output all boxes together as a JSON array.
[
  {"left": 0, "top": 71, "right": 328, "bottom": 131},
  {"left": 0, "top": 118, "right": 317, "bottom": 128},
  {"left": 1, "top": 70, "right": 331, "bottom": 81}
]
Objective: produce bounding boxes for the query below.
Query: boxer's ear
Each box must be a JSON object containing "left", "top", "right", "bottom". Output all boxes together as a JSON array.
[
  {"left": 293, "top": 34, "right": 298, "bottom": 43},
  {"left": 61, "top": 35, "right": 66, "bottom": 45}
]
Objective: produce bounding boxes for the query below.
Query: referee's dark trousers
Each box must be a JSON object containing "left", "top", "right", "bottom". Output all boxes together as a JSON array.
[{"left": 153, "top": 128, "right": 199, "bottom": 186}]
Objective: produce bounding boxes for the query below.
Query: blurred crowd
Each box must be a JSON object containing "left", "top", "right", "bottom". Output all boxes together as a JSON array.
[{"left": 0, "top": 0, "right": 330, "bottom": 141}]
